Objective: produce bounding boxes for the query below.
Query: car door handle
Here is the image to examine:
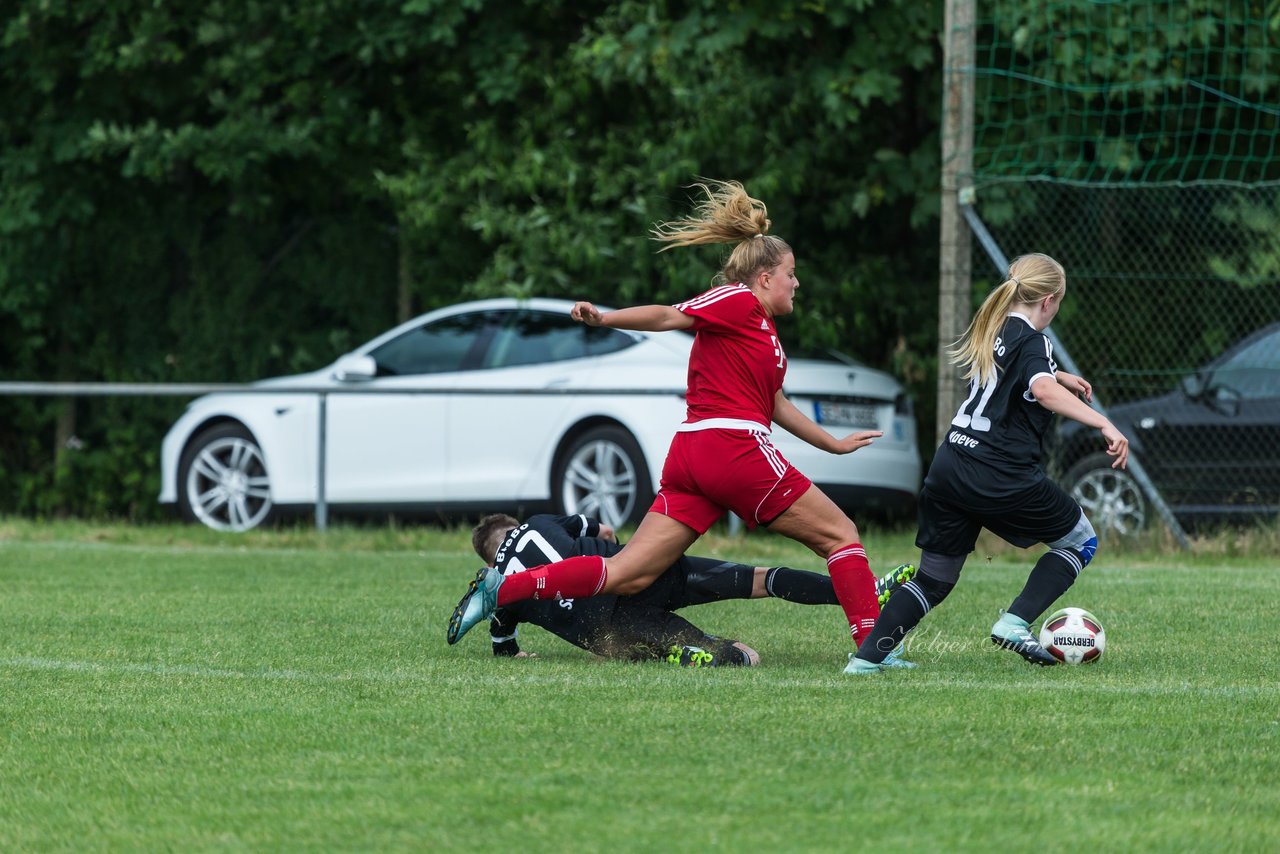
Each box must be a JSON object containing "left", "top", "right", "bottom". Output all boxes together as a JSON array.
[{"left": 544, "top": 377, "right": 571, "bottom": 389}]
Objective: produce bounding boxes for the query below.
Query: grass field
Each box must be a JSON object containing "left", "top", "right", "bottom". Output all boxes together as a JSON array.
[{"left": 2, "top": 518, "right": 1278, "bottom": 851}]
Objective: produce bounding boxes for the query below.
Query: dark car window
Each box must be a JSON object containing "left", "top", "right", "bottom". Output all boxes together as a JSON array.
[
  {"left": 483, "top": 310, "right": 636, "bottom": 369},
  {"left": 1215, "top": 327, "right": 1280, "bottom": 399},
  {"left": 368, "top": 312, "right": 496, "bottom": 376}
]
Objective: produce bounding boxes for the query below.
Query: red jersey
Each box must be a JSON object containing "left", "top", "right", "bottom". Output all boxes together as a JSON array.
[{"left": 673, "top": 284, "right": 786, "bottom": 428}]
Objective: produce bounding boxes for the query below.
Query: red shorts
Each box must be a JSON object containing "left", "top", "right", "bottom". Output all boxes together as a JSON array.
[{"left": 649, "top": 429, "right": 813, "bottom": 533}]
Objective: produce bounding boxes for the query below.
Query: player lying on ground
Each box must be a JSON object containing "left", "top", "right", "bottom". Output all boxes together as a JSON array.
[{"left": 469, "top": 513, "right": 917, "bottom": 667}]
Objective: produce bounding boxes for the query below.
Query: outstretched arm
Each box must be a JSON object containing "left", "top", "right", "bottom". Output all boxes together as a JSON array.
[
  {"left": 490, "top": 608, "right": 522, "bottom": 657},
  {"left": 1056, "top": 369, "right": 1093, "bottom": 402},
  {"left": 1032, "top": 376, "right": 1129, "bottom": 469},
  {"left": 571, "top": 301, "right": 694, "bottom": 332},
  {"left": 772, "top": 390, "right": 881, "bottom": 454}
]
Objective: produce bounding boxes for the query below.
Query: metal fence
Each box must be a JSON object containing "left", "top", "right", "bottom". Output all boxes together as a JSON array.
[
  {"left": 0, "top": 382, "right": 683, "bottom": 532},
  {"left": 967, "top": 185, "right": 1280, "bottom": 545}
]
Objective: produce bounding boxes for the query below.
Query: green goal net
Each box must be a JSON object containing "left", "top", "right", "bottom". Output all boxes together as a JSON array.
[{"left": 954, "top": 0, "right": 1280, "bottom": 540}]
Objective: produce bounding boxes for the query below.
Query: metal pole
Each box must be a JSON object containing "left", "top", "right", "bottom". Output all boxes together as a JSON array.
[{"left": 316, "top": 392, "right": 328, "bottom": 531}]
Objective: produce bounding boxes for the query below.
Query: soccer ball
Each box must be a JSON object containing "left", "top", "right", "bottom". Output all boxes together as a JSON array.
[{"left": 1038, "top": 607, "right": 1106, "bottom": 665}]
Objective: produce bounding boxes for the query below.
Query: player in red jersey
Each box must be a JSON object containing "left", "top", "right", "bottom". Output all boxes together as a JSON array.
[{"left": 447, "top": 179, "right": 904, "bottom": 670}]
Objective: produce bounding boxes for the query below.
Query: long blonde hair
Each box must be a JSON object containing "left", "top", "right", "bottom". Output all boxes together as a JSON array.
[
  {"left": 650, "top": 179, "right": 792, "bottom": 285},
  {"left": 949, "top": 253, "right": 1066, "bottom": 383}
]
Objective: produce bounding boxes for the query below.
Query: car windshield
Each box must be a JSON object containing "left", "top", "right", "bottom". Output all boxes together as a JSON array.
[
  {"left": 483, "top": 311, "right": 635, "bottom": 368},
  {"left": 1207, "top": 326, "right": 1280, "bottom": 399},
  {"left": 369, "top": 312, "right": 495, "bottom": 376}
]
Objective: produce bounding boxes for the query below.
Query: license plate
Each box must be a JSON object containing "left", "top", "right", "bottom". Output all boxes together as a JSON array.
[{"left": 814, "top": 400, "right": 879, "bottom": 429}]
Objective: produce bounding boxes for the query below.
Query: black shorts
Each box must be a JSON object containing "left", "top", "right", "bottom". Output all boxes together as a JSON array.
[{"left": 916, "top": 470, "right": 1081, "bottom": 556}]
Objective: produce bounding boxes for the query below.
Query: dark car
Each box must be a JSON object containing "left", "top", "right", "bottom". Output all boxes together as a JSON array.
[{"left": 1054, "top": 322, "right": 1280, "bottom": 537}]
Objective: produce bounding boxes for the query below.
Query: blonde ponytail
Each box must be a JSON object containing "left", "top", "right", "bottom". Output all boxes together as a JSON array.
[
  {"left": 949, "top": 253, "right": 1066, "bottom": 383},
  {"left": 651, "top": 179, "right": 792, "bottom": 285}
]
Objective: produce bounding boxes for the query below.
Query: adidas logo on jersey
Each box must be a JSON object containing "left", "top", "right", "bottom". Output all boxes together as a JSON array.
[{"left": 760, "top": 319, "right": 769, "bottom": 330}]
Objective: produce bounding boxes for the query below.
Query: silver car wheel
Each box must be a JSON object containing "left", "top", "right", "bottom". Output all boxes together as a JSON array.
[
  {"left": 184, "top": 435, "right": 273, "bottom": 533},
  {"left": 1068, "top": 457, "right": 1146, "bottom": 536},
  {"left": 560, "top": 437, "right": 641, "bottom": 529}
]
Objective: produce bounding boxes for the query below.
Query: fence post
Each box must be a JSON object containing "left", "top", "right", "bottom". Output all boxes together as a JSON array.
[
  {"left": 316, "top": 392, "right": 328, "bottom": 531},
  {"left": 938, "top": 0, "right": 976, "bottom": 445}
]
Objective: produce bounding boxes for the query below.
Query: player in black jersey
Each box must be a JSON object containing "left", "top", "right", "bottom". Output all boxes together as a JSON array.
[
  {"left": 848, "top": 253, "right": 1130, "bottom": 674},
  {"left": 469, "top": 512, "right": 916, "bottom": 667}
]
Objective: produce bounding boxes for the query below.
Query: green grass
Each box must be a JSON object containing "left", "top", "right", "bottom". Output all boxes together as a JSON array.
[{"left": 2, "top": 518, "right": 1278, "bottom": 851}]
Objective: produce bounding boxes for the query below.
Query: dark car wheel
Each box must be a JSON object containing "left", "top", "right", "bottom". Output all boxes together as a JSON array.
[
  {"left": 1064, "top": 452, "right": 1147, "bottom": 537},
  {"left": 553, "top": 426, "right": 653, "bottom": 529},
  {"left": 178, "top": 423, "right": 274, "bottom": 533}
]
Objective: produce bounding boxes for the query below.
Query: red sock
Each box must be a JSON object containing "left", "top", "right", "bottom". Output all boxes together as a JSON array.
[
  {"left": 827, "top": 543, "right": 880, "bottom": 645},
  {"left": 495, "top": 555, "right": 608, "bottom": 606}
]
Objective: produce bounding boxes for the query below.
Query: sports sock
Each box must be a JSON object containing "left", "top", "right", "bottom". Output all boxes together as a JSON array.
[
  {"left": 764, "top": 566, "right": 839, "bottom": 604},
  {"left": 1008, "top": 549, "right": 1078, "bottom": 624},
  {"left": 854, "top": 573, "right": 953, "bottom": 664},
  {"left": 682, "top": 561, "right": 756, "bottom": 604},
  {"left": 827, "top": 544, "right": 879, "bottom": 645},
  {"left": 495, "top": 555, "right": 607, "bottom": 605}
]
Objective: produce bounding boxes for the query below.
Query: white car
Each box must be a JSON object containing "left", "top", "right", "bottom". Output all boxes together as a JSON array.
[{"left": 159, "top": 298, "right": 922, "bottom": 532}]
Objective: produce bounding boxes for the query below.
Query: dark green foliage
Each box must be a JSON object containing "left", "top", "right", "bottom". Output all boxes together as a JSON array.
[{"left": 1, "top": 1, "right": 945, "bottom": 518}]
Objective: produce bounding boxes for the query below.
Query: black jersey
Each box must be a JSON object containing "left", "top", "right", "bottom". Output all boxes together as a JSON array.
[
  {"left": 935, "top": 314, "right": 1058, "bottom": 494},
  {"left": 488, "top": 514, "right": 752, "bottom": 658},
  {"left": 489, "top": 514, "right": 627, "bottom": 653}
]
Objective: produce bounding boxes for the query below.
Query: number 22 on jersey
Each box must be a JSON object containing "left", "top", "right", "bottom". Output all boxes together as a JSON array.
[
  {"left": 952, "top": 336, "right": 1006, "bottom": 433},
  {"left": 952, "top": 376, "right": 997, "bottom": 432}
]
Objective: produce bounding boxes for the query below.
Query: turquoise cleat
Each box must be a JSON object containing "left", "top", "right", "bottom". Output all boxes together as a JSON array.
[
  {"left": 843, "top": 645, "right": 917, "bottom": 675},
  {"left": 990, "top": 611, "right": 1057, "bottom": 666},
  {"left": 843, "top": 654, "right": 883, "bottom": 675},
  {"left": 446, "top": 567, "right": 504, "bottom": 645}
]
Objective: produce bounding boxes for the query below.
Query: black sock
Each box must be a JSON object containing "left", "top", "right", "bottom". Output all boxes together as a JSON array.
[
  {"left": 681, "top": 561, "right": 755, "bottom": 605},
  {"left": 765, "top": 566, "right": 839, "bottom": 605},
  {"left": 1009, "top": 550, "right": 1079, "bottom": 624},
  {"left": 855, "top": 574, "right": 954, "bottom": 663}
]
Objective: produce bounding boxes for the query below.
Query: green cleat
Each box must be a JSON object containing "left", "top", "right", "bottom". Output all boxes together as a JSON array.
[
  {"left": 666, "top": 645, "right": 717, "bottom": 667},
  {"left": 446, "top": 567, "right": 504, "bottom": 645},
  {"left": 875, "top": 563, "right": 918, "bottom": 606}
]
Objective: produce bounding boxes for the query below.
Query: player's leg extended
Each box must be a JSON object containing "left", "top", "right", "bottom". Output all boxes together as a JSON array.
[
  {"left": 447, "top": 512, "right": 698, "bottom": 645},
  {"left": 987, "top": 488, "right": 1096, "bottom": 667},
  {"left": 599, "top": 606, "right": 756, "bottom": 667},
  {"left": 1007, "top": 510, "right": 1098, "bottom": 624},
  {"left": 846, "top": 551, "right": 963, "bottom": 673},
  {"left": 673, "top": 557, "right": 838, "bottom": 607},
  {"left": 766, "top": 485, "right": 879, "bottom": 646},
  {"left": 846, "top": 485, "right": 977, "bottom": 674}
]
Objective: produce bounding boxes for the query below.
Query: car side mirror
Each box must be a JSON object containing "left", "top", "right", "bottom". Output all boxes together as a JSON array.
[
  {"left": 1207, "top": 384, "right": 1241, "bottom": 417},
  {"left": 333, "top": 354, "right": 376, "bottom": 382}
]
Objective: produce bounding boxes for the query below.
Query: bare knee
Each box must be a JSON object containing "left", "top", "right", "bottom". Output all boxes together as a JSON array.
[
  {"left": 767, "top": 487, "right": 862, "bottom": 556},
  {"left": 785, "top": 517, "right": 861, "bottom": 558},
  {"left": 817, "top": 519, "right": 860, "bottom": 556}
]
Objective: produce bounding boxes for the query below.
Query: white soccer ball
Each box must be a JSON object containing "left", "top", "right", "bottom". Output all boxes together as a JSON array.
[{"left": 1038, "top": 607, "right": 1106, "bottom": 665}]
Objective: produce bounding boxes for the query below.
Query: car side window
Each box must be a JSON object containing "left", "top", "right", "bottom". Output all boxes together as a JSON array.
[
  {"left": 483, "top": 311, "right": 636, "bottom": 369},
  {"left": 368, "top": 312, "right": 495, "bottom": 376},
  {"left": 1216, "top": 329, "right": 1280, "bottom": 400}
]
